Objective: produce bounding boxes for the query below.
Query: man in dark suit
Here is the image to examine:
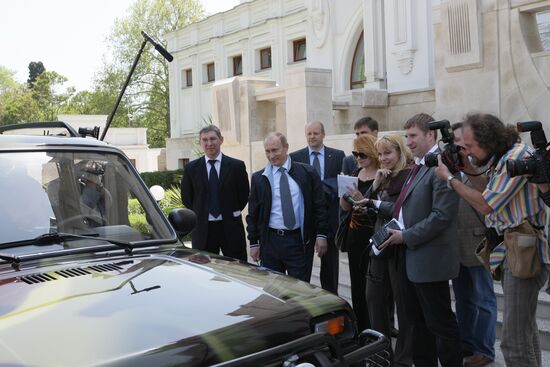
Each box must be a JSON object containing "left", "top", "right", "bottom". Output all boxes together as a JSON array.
[
  {"left": 247, "top": 132, "right": 329, "bottom": 281},
  {"left": 290, "top": 120, "right": 345, "bottom": 293},
  {"left": 342, "top": 117, "right": 379, "bottom": 175},
  {"left": 181, "top": 125, "right": 249, "bottom": 261},
  {"left": 375, "top": 113, "right": 462, "bottom": 366}
]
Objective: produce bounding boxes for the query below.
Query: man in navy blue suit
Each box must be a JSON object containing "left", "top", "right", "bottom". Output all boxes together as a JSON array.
[
  {"left": 290, "top": 121, "right": 345, "bottom": 293},
  {"left": 181, "top": 125, "right": 249, "bottom": 261}
]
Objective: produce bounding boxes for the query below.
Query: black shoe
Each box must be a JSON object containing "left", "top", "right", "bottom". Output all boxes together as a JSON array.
[{"left": 390, "top": 327, "right": 399, "bottom": 338}]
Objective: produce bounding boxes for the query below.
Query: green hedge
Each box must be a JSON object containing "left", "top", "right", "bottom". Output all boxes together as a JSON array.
[{"left": 140, "top": 169, "right": 184, "bottom": 189}]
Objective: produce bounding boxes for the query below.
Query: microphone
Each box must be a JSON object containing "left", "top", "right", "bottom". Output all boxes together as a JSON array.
[{"left": 141, "top": 31, "right": 174, "bottom": 62}]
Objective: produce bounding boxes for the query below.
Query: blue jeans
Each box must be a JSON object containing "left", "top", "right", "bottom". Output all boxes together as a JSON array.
[{"left": 452, "top": 264, "right": 497, "bottom": 359}]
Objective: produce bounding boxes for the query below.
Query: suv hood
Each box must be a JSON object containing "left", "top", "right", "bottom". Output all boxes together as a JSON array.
[{"left": 0, "top": 249, "right": 348, "bottom": 366}]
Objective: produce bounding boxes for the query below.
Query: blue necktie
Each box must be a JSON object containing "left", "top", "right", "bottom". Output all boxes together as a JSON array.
[
  {"left": 312, "top": 151, "right": 321, "bottom": 179},
  {"left": 208, "top": 160, "right": 221, "bottom": 217},
  {"left": 279, "top": 167, "right": 296, "bottom": 229}
]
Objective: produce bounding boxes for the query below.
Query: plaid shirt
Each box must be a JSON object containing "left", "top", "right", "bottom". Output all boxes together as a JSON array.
[{"left": 483, "top": 142, "right": 549, "bottom": 264}]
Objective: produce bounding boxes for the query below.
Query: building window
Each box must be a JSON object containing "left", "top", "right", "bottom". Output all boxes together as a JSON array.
[
  {"left": 537, "top": 11, "right": 550, "bottom": 51},
  {"left": 293, "top": 38, "right": 306, "bottom": 61},
  {"left": 350, "top": 32, "right": 365, "bottom": 89},
  {"left": 206, "top": 62, "right": 215, "bottom": 83},
  {"left": 178, "top": 158, "right": 189, "bottom": 169},
  {"left": 232, "top": 55, "right": 243, "bottom": 76},
  {"left": 260, "top": 47, "right": 272, "bottom": 69},
  {"left": 184, "top": 69, "right": 192, "bottom": 87}
]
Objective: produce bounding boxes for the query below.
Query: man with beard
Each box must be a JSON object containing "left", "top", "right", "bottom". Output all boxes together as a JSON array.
[{"left": 436, "top": 113, "right": 549, "bottom": 367}]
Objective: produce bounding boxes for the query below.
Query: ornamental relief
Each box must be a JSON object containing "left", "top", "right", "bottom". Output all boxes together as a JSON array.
[{"left": 309, "top": 0, "right": 330, "bottom": 48}]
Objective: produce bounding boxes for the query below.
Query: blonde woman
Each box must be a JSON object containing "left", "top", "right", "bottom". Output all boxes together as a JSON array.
[
  {"left": 364, "top": 134, "right": 413, "bottom": 365},
  {"left": 339, "top": 134, "right": 379, "bottom": 332}
]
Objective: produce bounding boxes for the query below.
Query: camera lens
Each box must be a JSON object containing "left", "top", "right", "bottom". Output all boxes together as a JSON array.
[
  {"left": 424, "top": 153, "right": 439, "bottom": 167},
  {"left": 506, "top": 158, "right": 536, "bottom": 177}
]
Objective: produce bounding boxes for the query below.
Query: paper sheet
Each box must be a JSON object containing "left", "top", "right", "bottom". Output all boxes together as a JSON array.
[{"left": 337, "top": 174, "right": 358, "bottom": 197}]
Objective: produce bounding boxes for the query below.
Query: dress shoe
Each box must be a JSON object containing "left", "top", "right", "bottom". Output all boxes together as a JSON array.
[{"left": 463, "top": 353, "right": 493, "bottom": 367}]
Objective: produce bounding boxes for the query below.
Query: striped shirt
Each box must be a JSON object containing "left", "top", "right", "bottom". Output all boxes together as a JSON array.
[{"left": 482, "top": 142, "right": 549, "bottom": 263}]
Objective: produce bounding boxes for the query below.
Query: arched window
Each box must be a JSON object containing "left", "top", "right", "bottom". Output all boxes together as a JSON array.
[{"left": 350, "top": 32, "right": 365, "bottom": 89}]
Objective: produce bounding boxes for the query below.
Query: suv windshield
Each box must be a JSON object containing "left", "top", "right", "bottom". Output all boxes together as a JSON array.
[{"left": 0, "top": 150, "right": 174, "bottom": 249}]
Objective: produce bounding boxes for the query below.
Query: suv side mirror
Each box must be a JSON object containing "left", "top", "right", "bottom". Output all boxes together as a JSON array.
[{"left": 168, "top": 208, "right": 196, "bottom": 239}]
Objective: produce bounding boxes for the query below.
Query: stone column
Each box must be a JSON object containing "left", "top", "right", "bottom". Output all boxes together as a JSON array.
[{"left": 284, "top": 67, "right": 333, "bottom": 146}]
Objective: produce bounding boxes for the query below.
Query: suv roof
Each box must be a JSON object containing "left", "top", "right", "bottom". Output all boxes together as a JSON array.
[{"left": 0, "top": 134, "right": 112, "bottom": 150}]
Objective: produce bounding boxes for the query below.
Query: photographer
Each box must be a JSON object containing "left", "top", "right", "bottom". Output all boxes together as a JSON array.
[{"left": 435, "top": 113, "right": 549, "bottom": 367}]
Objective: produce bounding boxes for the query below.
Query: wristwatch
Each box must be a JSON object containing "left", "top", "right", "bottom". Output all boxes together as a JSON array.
[{"left": 446, "top": 174, "right": 456, "bottom": 189}]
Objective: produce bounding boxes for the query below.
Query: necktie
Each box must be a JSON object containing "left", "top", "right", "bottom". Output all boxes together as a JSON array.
[
  {"left": 392, "top": 164, "right": 421, "bottom": 219},
  {"left": 312, "top": 151, "right": 321, "bottom": 178},
  {"left": 279, "top": 167, "right": 296, "bottom": 229},
  {"left": 208, "top": 159, "right": 221, "bottom": 217}
]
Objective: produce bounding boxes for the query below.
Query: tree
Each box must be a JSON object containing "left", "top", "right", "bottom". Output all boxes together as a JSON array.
[
  {"left": 0, "top": 65, "right": 75, "bottom": 125},
  {"left": 0, "top": 66, "right": 19, "bottom": 94},
  {"left": 96, "top": 0, "right": 204, "bottom": 147},
  {"left": 27, "top": 61, "right": 45, "bottom": 87}
]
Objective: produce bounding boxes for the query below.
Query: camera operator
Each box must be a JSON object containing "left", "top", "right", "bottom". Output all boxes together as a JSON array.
[{"left": 435, "top": 113, "right": 549, "bottom": 367}]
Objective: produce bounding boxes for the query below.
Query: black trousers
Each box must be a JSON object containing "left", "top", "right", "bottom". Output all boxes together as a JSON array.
[
  {"left": 261, "top": 230, "right": 308, "bottom": 281},
  {"left": 304, "top": 236, "right": 339, "bottom": 291},
  {"left": 399, "top": 249, "right": 462, "bottom": 367},
  {"left": 205, "top": 221, "right": 247, "bottom": 261},
  {"left": 346, "top": 228, "right": 371, "bottom": 332},
  {"left": 367, "top": 253, "right": 413, "bottom": 366}
]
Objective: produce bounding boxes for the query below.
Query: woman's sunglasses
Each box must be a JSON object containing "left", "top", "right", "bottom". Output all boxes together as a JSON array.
[{"left": 352, "top": 151, "right": 368, "bottom": 159}]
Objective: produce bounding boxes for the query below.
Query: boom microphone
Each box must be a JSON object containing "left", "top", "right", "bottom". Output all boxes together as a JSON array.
[{"left": 141, "top": 31, "right": 174, "bottom": 62}]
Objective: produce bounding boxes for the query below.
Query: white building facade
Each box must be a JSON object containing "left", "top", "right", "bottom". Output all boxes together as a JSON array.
[
  {"left": 58, "top": 115, "right": 165, "bottom": 173},
  {"left": 165, "top": 0, "right": 550, "bottom": 172}
]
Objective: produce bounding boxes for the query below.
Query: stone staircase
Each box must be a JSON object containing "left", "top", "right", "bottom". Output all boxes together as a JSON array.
[{"left": 310, "top": 253, "right": 550, "bottom": 366}]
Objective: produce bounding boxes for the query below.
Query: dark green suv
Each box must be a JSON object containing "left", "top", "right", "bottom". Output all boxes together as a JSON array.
[{"left": 0, "top": 123, "right": 390, "bottom": 366}]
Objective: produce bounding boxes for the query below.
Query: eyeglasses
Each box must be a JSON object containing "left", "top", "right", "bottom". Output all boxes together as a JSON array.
[{"left": 352, "top": 151, "right": 368, "bottom": 159}]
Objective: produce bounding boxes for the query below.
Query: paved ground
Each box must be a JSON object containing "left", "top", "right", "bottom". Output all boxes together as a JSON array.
[{"left": 310, "top": 253, "right": 550, "bottom": 367}]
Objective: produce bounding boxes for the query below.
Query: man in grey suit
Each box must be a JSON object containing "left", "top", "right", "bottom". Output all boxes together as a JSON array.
[
  {"left": 374, "top": 113, "right": 462, "bottom": 367},
  {"left": 290, "top": 121, "right": 345, "bottom": 293},
  {"left": 342, "top": 117, "right": 379, "bottom": 175}
]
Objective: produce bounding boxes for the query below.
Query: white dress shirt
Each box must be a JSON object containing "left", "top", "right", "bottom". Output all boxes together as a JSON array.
[{"left": 268, "top": 158, "right": 301, "bottom": 230}]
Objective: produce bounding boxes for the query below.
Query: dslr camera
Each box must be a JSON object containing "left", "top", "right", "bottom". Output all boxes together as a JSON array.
[
  {"left": 506, "top": 121, "right": 550, "bottom": 183},
  {"left": 424, "top": 120, "right": 464, "bottom": 174}
]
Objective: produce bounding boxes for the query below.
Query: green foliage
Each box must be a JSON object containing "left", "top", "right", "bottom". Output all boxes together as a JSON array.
[
  {"left": 27, "top": 61, "right": 45, "bottom": 87},
  {"left": 0, "top": 64, "right": 75, "bottom": 125},
  {"left": 159, "top": 185, "right": 184, "bottom": 215},
  {"left": 140, "top": 169, "right": 183, "bottom": 189}
]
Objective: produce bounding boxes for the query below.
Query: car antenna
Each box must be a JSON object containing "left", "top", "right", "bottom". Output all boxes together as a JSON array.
[{"left": 99, "top": 31, "right": 174, "bottom": 141}]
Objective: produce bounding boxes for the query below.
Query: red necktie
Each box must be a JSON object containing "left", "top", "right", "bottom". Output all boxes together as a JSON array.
[{"left": 392, "top": 164, "right": 421, "bottom": 219}]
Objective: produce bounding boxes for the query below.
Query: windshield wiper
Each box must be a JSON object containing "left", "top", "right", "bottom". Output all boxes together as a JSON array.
[
  {"left": 0, "top": 253, "right": 21, "bottom": 269},
  {"left": 0, "top": 232, "right": 134, "bottom": 255}
]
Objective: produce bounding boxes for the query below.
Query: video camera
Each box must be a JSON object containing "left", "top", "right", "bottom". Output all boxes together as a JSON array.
[
  {"left": 506, "top": 121, "right": 550, "bottom": 183},
  {"left": 424, "top": 120, "right": 464, "bottom": 174}
]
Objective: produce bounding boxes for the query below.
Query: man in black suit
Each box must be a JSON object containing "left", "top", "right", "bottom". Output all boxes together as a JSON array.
[
  {"left": 247, "top": 132, "right": 329, "bottom": 281},
  {"left": 181, "top": 125, "right": 249, "bottom": 261},
  {"left": 290, "top": 120, "right": 345, "bottom": 293},
  {"left": 342, "top": 117, "right": 379, "bottom": 175}
]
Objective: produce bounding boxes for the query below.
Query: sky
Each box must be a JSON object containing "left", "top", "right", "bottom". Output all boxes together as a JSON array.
[{"left": 0, "top": 0, "right": 240, "bottom": 91}]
